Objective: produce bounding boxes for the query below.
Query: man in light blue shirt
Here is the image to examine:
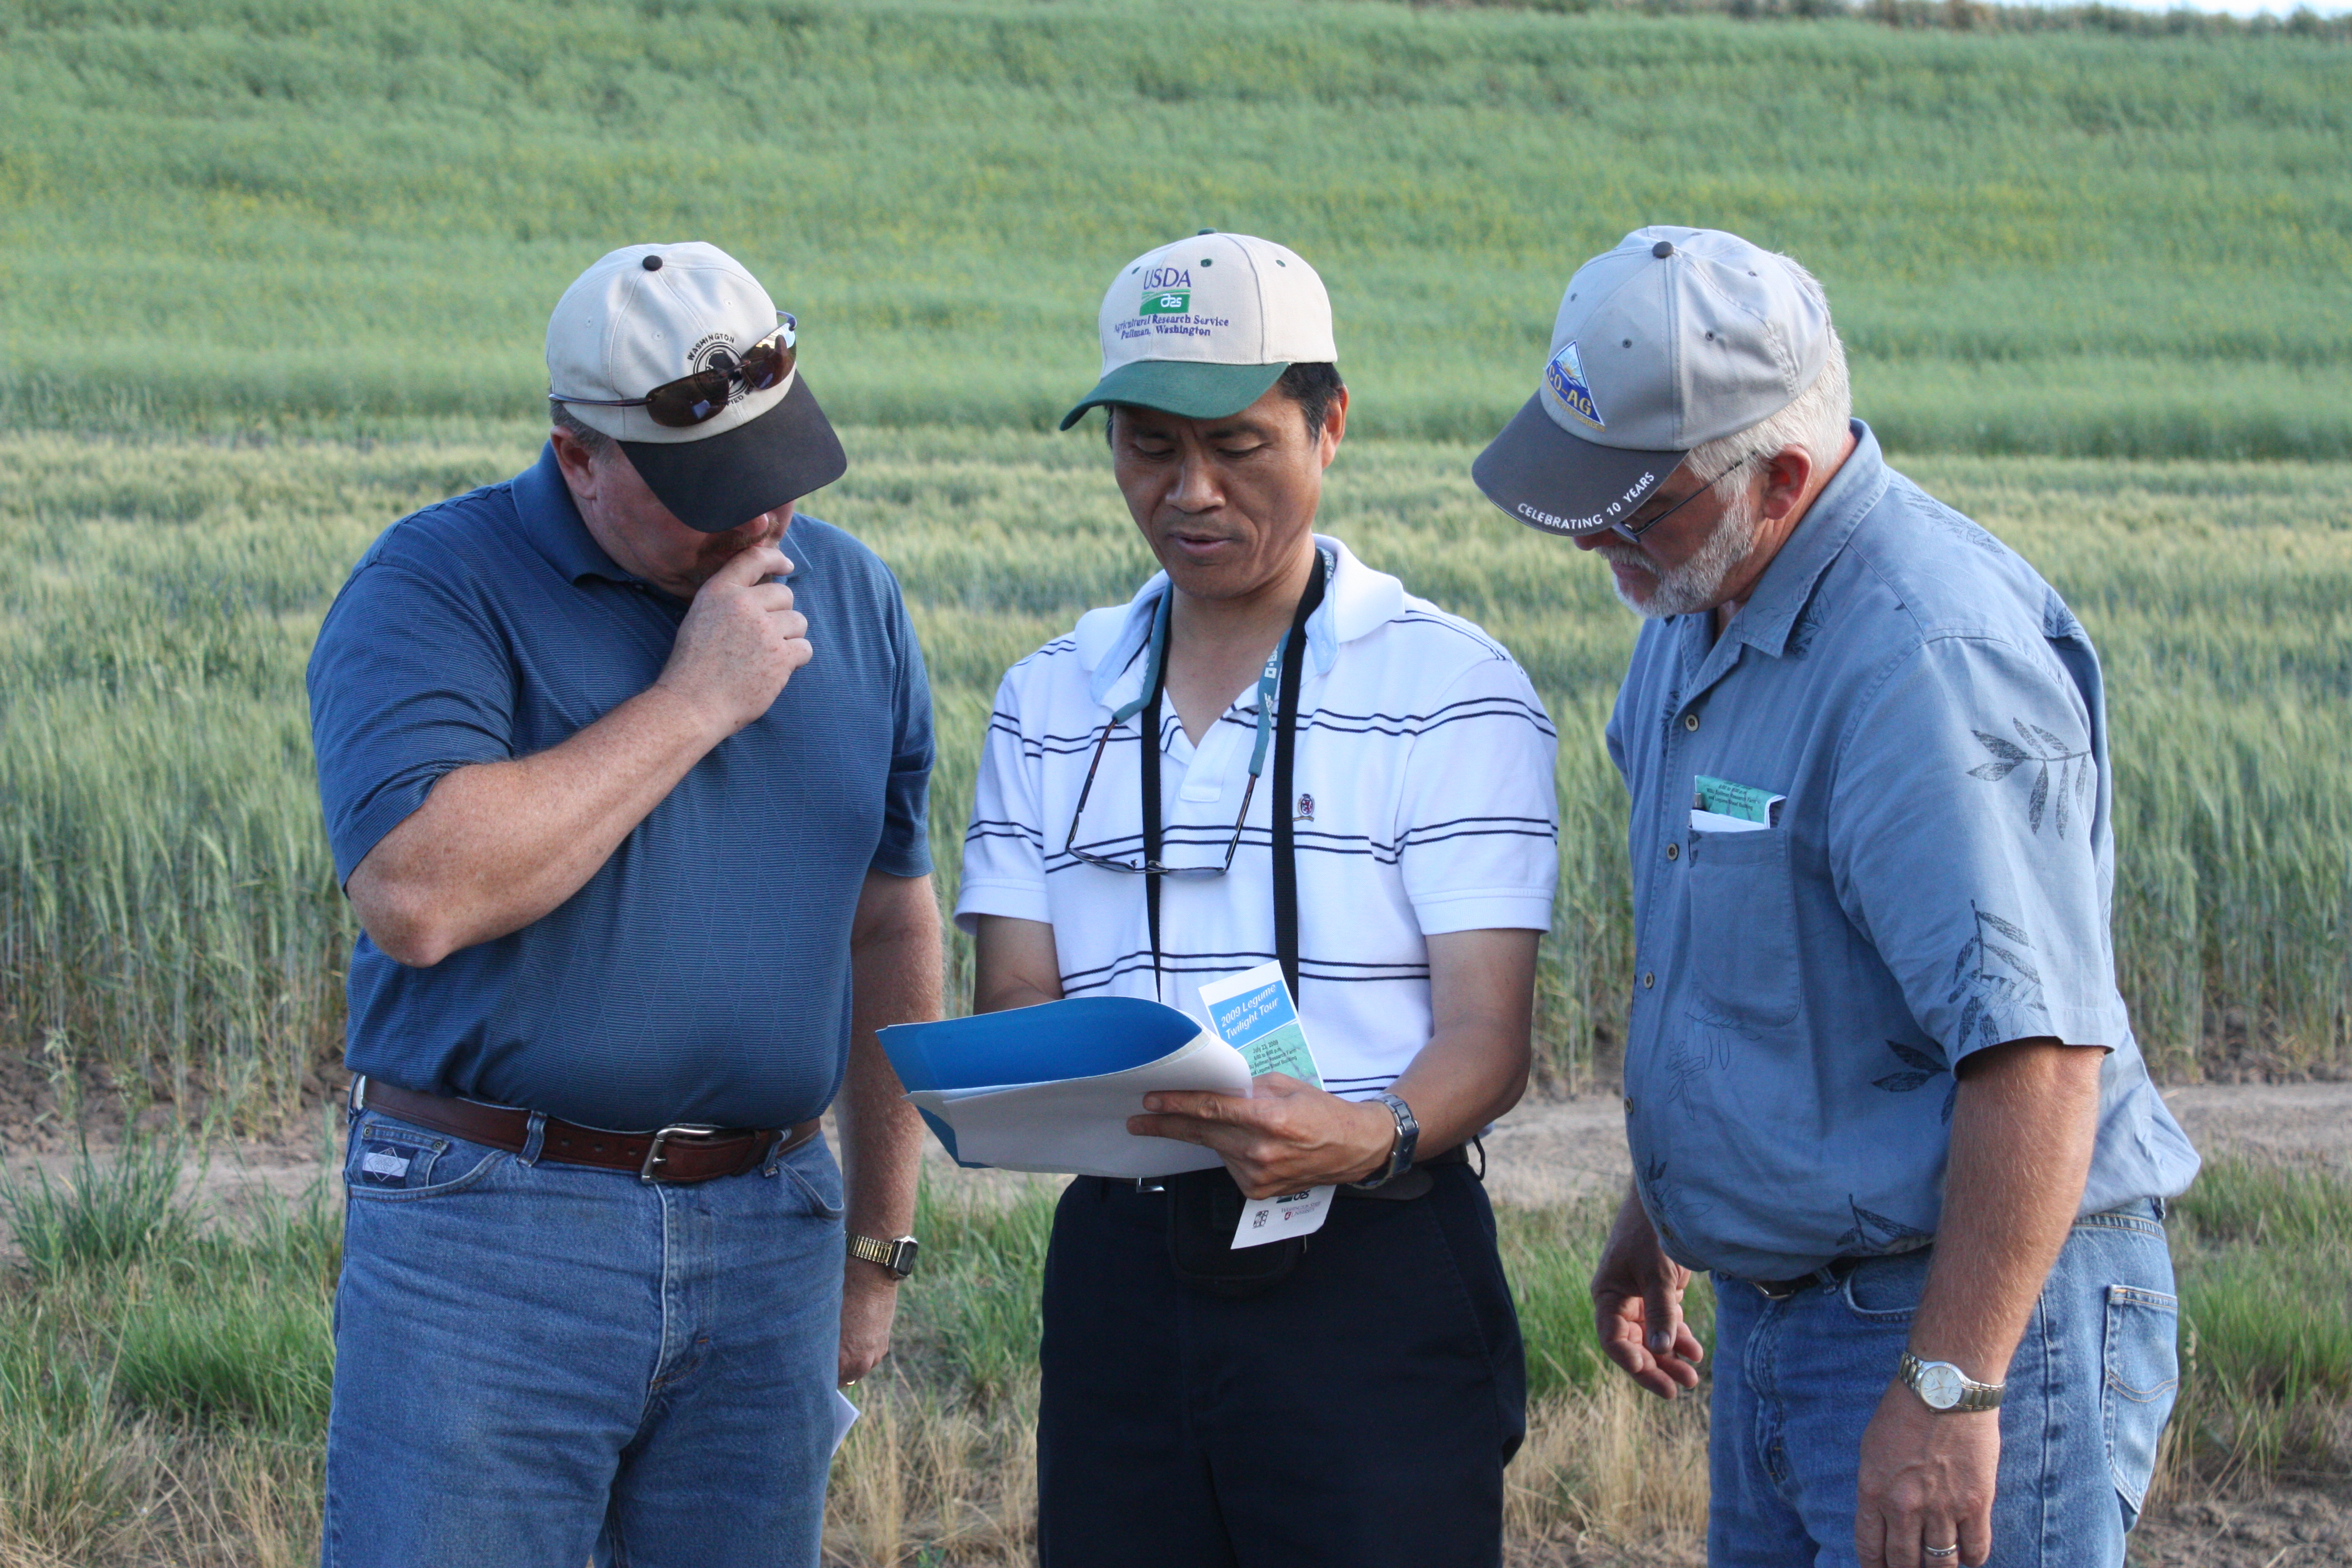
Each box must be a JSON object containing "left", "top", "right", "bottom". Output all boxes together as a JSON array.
[{"left": 1473, "top": 228, "right": 2198, "bottom": 1568}]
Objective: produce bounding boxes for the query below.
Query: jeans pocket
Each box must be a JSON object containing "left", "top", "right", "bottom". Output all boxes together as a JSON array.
[
  {"left": 2103, "top": 1283, "right": 2180, "bottom": 1527},
  {"left": 778, "top": 1139, "right": 845, "bottom": 1221},
  {"left": 1685, "top": 828, "right": 1801, "bottom": 1030},
  {"left": 1840, "top": 1248, "right": 1931, "bottom": 1322},
  {"left": 343, "top": 1113, "right": 505, "bottom": 1202}
]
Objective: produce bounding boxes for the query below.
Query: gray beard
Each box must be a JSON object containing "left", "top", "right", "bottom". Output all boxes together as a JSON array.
[{"left": 1592, "top": 481, "right": 1765, "bottom": 619}]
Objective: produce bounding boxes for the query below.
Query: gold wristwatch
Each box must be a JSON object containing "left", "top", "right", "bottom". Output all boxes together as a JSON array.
[
  {"left": 1898, "top": 1352, "right": 2003, "bottom": 1412},
  {"left": 847, "top": 1234, "right": 919, "bottom": 1280}
]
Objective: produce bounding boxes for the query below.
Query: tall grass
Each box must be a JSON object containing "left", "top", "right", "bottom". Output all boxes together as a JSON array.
[
  {"left": 1, "top": 428, "right": 2345, "bottom": 1115},
  {"left": 1, "top": 0, "right": 2348, "bottom": 456},
  {"left": 3, "top": 1144, "right": 2340, "bottom": 1562},
  {"left": 2165, "top": 1157, "right": 2352, "bottom": 1491}
]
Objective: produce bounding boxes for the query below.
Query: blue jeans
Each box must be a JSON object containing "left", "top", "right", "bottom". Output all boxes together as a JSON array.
[
  {"left": 322, "top": 1107, "right": 845, "bottom": 1568},
  {"left": 1708, "top": 1202, "right": 2180, "bottom": 1568}
]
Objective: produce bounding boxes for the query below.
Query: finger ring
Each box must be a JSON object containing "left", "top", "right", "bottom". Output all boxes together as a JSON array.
[{"left": 1924, "top": 1545, "right": 1958, "bottom": 1560}]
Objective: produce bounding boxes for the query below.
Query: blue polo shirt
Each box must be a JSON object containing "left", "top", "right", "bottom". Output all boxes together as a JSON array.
[
  {"left": 306, "top": 444, "right": 933, "bottom": 1131},
  {"left": 1608, "top": 422, "right": 2198, "bottom": 1283}
]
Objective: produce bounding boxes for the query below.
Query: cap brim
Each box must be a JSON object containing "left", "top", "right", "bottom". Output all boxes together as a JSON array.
[
  {"left": 1471, "top": 394, "right": 1684, "bottom": 538},
  {"left": 1058, "top": 360, "right": 1288, "bottom": 432},
  {"left": 619, "top": 373, "right": 847, "bottom": 534}
]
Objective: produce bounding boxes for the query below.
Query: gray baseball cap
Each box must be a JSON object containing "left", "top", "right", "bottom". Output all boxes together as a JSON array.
[{"left": 1472, "top": 226, "right": 1831, "bottom": 537}]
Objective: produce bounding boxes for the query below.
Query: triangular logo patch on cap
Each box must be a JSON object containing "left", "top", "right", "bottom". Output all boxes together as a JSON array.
[{"left": 1546, "top": 341, "right": 1605, "bottom": 431}]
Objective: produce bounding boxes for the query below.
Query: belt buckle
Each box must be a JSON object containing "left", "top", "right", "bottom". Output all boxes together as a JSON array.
[
  {"left": 1751, "top": 1277, "right": 1804, "bottom": 1301},
  {"left": 640, "top": 1123, "right": 723, "bottom": 1183}
]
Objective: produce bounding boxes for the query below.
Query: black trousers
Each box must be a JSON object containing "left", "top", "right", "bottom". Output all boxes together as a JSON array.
[{"left": 1036, "top": 1163, "right": 1526, "bottom": 1568}]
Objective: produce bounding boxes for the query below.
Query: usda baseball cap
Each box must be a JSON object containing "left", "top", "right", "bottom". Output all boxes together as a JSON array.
[
  {"left": 1472, "top": 226, "right": 1831, "bottom": 537},
  {"left": 547, "top": 241, "right": 846, "bottom": 533},
  {"left": 1059, "top": 231, "right": 1337, "bottom": 431}
]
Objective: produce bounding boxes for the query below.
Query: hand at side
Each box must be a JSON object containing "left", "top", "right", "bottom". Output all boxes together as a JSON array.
[
  {"left": 1856, "top": 1384, "right": 1998, "bottom": 1567},
  {"left": 1591, "top": 1180, "right": 1704, "bottom": 1398}
]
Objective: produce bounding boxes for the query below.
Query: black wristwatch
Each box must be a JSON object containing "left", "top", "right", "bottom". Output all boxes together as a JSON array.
[
  {"left": 847, "top": 1234, "right": 919, "bottom": 1280},
  {"left": 1348, "top": 1092, "right": 1420, "bottom": 1191}
]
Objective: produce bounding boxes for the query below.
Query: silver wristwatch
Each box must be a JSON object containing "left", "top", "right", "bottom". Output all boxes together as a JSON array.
[
  {"left": 1898, "top": 1352, "right": 2003, "bottom": 1412},
  {"left": 1348, "top": 1092, "right": 1420, "bottom": 1191}
]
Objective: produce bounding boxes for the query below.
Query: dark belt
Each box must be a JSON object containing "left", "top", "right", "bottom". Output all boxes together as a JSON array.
[
  {"left": 352, "top": 1076, "right": 820, "bottom": 1184},
  {"left": 1128, "top": 1141, "right": 1471, "bottom": 1200},
  {"left": 1744, "top": 1254, "right": 1865, "bottom": 1301}
]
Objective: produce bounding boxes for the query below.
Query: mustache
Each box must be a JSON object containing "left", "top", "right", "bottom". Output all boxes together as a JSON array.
[{"left": 1591, "top": 541, "right": 1659, "bottom": 575}]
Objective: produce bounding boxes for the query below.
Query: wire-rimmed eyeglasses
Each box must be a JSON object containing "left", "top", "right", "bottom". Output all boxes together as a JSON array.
[
  {"left": 1060, "top": 579, "right": 1308, "bottom": 879},
  {"left": 1604, "top": 450, "right": 1763, "bottom": 545}
]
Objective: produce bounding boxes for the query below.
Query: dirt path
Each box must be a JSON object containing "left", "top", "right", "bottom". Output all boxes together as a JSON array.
[{"left": 3, "top": 1081, "right": 2349, "bottom": 1240}]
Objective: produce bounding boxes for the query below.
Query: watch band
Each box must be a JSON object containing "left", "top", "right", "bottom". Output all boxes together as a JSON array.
[
  {"left": 1898, "top": 1351, "right": 2003, "bottom": 1412},
  {"left": 1348, "top": 1092, "right": 1420, "bottom": 1191},
  {"left": 847, "top": 1233, "right": 919, "bottom": 1280}
]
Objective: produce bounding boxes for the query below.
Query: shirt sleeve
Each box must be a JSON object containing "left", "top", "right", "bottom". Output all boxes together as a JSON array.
[
  {"left": 305, "top": 560, "right": 516, "bottom": 886},
  {"left": 952, "top": 671, "right": 1050, "bottom": 932},
  {"left": 1396, "top": 656, "right": 1561, "bottom": 935},
  {"left": 870, "top": 580, "right": 935, "bottom": 879},
  {"left": 1827, "top": 633, "right": 2130, "bottom": 1065}
]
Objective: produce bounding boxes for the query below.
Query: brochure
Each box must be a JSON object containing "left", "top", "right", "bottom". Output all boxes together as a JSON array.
[{"left": 1197, "top": 962, "right": 1336, "bottom": 1249}]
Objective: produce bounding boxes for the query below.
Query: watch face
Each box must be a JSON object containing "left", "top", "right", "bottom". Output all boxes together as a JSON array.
[{"left": 1916, "top": 1362, "right": 1966, "bottom": 1410}]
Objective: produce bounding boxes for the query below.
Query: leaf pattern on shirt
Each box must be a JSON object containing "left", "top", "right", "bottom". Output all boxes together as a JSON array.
[
  {"left": 1871, "top": 1039, "right": 1958, "bottom": 1126},
  {"left": 1920, "top": 499, "right": 2006, "bottom": 556},
  {"left": 1945, "top": 903, "right": 2045, "bottom": 1057},
  {"left": 1967, "top": 717, "right": 2093, "bottom": 837},
  {"left": 1836, "top": 1194, "right": 1935, "bottom": 1255},
  {"left": 1640, "top": 1156, "right": 1712, "bottom": 1253},
  {"left": 1666, "top": 1032, "right": 1732, "bottom": 1109},
  {"left": 1787, "top": 591, "right": 1830, "bottom": 659}
]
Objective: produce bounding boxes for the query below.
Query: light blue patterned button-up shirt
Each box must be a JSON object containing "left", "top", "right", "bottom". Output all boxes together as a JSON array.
[{"left": 1608, "top": 422, "right": 2199, "bottom": 1282}]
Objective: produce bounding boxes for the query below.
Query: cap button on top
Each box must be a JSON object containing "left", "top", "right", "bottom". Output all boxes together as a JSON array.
[
  {"left": 1652, "top": 239, "right": 1675, "bottom": 258},
  {"left": 642, "top": 255, "right": 663, "bottom": 271}
]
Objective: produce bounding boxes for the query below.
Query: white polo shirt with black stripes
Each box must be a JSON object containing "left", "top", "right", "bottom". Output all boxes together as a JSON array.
[{"left": 955, "top": 535, "right": 1560, "bottom": 1101}]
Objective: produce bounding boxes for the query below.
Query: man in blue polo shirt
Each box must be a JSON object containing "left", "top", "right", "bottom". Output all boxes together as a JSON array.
[
  {"left": 1473, "top": 228, "right": 2199, "bottom": 1568},
  {"left": 305, "top": 242, "right": 937, "bottom": 1567}
]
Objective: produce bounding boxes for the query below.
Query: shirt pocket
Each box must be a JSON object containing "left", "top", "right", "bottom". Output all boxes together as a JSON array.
[
  {"left": 1684, "top": 827, "right": 1801, "bottom": 1031},
  {"left": 2103, "top": 1283, "right": 2181, "bottom": 1527}
]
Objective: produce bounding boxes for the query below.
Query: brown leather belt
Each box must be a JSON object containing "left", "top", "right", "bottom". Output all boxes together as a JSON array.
[{"left": 353, "top": 1076, "right": 820, "bottom": 1184}]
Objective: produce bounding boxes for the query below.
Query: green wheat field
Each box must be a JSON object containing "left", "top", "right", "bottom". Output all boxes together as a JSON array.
[{"left": 2, "top": 0, "right": 2349, "bottom": 1561}]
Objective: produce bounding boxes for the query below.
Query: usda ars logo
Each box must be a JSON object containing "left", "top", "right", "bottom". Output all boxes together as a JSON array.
[{"left": 1140, "top": 288, "right": 1191, "bottom": 315}]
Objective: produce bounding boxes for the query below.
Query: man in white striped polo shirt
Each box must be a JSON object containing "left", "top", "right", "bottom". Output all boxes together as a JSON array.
[{"left": 956, "top": 232, "right": 1560, "bottom": 1566}]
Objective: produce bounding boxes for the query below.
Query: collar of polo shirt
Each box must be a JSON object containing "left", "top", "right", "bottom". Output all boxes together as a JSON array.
[{"left": 1076, "top": 535, "right": 1403, "bottom": 710}]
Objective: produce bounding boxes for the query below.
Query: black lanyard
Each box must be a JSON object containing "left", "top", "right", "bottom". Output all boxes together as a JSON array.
[{"left": 1141, "top": 551, "right": 1329, "bottom": 1005}]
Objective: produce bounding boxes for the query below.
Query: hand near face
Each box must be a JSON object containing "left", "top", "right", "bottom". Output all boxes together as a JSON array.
[{"left": 655, "top": 541, "right": 812, "bottom": 737}]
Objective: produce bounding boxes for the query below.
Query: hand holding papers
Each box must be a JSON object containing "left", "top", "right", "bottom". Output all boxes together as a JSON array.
[
  {"left": 878, "top": 966, "right": 1340, "bottom": 1234},
  {"left": 879, "top": 997, "right": 1251, "bottom": 1178},
  {"left": 1196, "top": 963, "right": 1335, "bottom": 1249}
]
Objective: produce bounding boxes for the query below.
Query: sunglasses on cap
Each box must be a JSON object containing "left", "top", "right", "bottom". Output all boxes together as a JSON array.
[{"left": 551, "top": 314, "right": 797, "bottom": 429}]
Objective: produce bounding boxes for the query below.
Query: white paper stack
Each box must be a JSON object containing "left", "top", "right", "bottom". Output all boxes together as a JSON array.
[{"left": 880, "top": 997, "right": 1254, "bottom": 1178}]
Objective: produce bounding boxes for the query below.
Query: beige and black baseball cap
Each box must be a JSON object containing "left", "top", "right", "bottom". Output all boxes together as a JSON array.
[
  {"left": 1472, "top": 226, "right": 1831, "bottom": 537},
  {"left": 1059, "top": 231, "right": 1336, "bottom": 430},
  {"left": 547, "top": 241, "right": 846, "bottom": 533}
]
